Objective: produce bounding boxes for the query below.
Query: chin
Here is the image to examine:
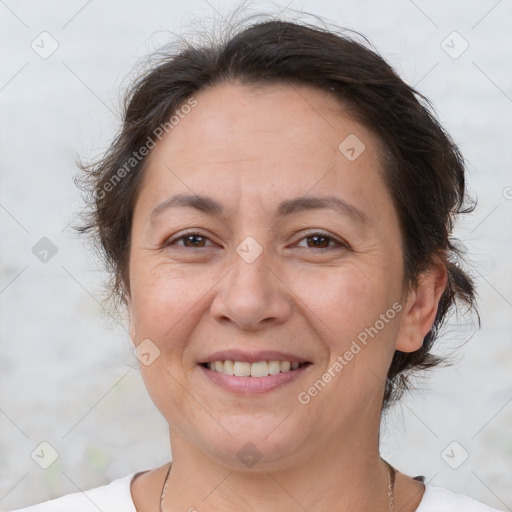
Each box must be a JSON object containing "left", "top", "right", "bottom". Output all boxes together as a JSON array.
[{"left": 196, "top": 422, "right": 307, "bottom": 470}]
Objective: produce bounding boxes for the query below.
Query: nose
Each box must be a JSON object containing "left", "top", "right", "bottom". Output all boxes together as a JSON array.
[{"left": 209, "top": 248, "right": 292, "bottom": 331}]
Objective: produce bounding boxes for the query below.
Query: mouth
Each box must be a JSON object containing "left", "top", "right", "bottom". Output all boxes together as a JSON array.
[
  {"left": 199, "top": 360, "right": 312, "bottom": 377},
  {"left": 197, "top": 355, "right": 313, "bottom": 394}
]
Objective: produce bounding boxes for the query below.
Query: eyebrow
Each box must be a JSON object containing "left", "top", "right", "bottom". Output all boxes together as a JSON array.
[{"left": 150, "top": 193, "right": 368, "bottom": 224}]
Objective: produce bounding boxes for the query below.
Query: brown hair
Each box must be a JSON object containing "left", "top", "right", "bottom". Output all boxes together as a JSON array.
[{"left": 77, "top": 14, "right": 478, "bottom": 411}]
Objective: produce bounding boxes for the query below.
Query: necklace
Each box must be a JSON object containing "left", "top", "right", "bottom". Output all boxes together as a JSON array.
[{"left": 159, "top": 459, "right": 396, "bottom": 511}]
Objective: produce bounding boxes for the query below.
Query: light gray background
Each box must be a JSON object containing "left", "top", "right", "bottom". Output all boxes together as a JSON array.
[{"left": 1, "top": 0, "right": 511, "bottom": 510}]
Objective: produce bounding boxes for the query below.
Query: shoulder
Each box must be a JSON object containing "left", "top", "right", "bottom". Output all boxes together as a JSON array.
[
  {"left": 8, "top": 473, "right": 139, "bottom": 512},
  {"left": 417, "top": 482, "right": 505, "bottom": 512}
]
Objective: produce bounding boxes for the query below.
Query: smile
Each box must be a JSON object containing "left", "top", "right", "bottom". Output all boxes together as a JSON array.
[
  {"left": 201, "top": 360, "right": 310, "bottom": 377},
  {"left": 198, "top": 361, "right": 313, "bottom": 393}
]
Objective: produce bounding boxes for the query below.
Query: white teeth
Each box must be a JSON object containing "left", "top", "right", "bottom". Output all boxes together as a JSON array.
[
  {"left": 233, "top": 361, "right": 251, "bottom": 376},
  {"left": 223, "top": 360, "right": 234, "bottom": 375},
  {"left": 205, "top": 360, "right": 306, "bottom": 377},
  {"left": 268, "top": 361, "right": 281, "bottom": 375},
  {"left": 250, "top": 361, "right": 268, "bottom": 377}
]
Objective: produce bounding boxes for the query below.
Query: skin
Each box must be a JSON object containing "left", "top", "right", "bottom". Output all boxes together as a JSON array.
[{"left": 127, "top": 82, "right": 447, "bottom": 511}]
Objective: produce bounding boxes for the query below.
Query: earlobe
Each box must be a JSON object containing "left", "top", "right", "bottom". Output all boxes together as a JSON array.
[
  {"left": 124, "top": 292, "right": 136, "bottom": 345},
  {"left": 395, "top": 263, "right": 448, "bottom": 353},
  {"left": 128, "top": 317, "right": 137, "bottom": 346}
]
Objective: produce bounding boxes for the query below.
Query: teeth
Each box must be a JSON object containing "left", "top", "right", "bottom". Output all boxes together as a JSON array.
[
  {"left": 206, "top": 360, "right": 305, "bottom": 377},
  {"left": 233, "top": 361, "right": 251, "bottom": 377},
  {"left": 268, "top": 361, "right": 281, "bottom": 375},
  {"left": 223, "top": 360, "right": 234, "bottom": 374},
  {"left": 250, "top": 361, "right": 268, "bottom": 377}
]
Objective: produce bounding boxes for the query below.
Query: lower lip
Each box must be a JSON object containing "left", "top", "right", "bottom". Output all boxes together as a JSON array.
[{"left": 198, "top": 364, "right": 312, "bottom": 393}]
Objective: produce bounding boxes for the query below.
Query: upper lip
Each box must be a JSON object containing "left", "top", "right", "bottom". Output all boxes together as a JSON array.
[{"left": 198, "top": 350, "right": 311, "bottom": 364}]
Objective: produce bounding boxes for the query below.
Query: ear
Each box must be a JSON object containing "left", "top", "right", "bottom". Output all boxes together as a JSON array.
[
  {"left": 395, "top": 261, "right": 448, "bottom": 353},
  {"left": 123, "top": 289, "right": 136, "bottom": 345}
]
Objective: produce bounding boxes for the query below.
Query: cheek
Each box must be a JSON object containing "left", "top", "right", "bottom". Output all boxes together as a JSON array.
[
  {"left": 129, "top": 262, "right": 179, "bottom": 339},
  {"left": 129, "top": 263, "right": 208, "bottom": 421},
  {"left": 293, "top": 266, "right": 402, "bottom": 415},
  {"left": 128, "top": 260, "right": 217, "bottom": 345},
  {"left": 291, "top": 263, "right": 400, "bottom": 345}
]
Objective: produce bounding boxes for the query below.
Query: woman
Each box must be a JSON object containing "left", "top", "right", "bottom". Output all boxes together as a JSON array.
[{"left": 11, "top": 13, "right": 503, "bottom": 512}]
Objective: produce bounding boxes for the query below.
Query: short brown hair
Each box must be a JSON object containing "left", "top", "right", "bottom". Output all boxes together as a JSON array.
[{"left": 77, "top": 14, "right": 478, "bottom": 411}]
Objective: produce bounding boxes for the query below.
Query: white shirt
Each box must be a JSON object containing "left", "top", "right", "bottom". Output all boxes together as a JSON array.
[{"left": 8, "top": 473, "right": 504, "bottom": 512}]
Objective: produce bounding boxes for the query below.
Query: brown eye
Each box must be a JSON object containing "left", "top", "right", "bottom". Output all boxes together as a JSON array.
[
  {"left": 166, "top": 232, "right": 213, "bottom": 248},
  {"left": 305, "top": 234, "right": 331, "bottom": 248},
  {"left": 296, "top": 232, "right": 348, "bottom": 250},
  {"left": 181, "top": 234, "right": 207, "bottom": 247}
]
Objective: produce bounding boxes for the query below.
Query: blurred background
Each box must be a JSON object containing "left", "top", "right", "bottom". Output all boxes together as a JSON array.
[{"left": 0, "top": 0, "right": 511, "bottom": 509}]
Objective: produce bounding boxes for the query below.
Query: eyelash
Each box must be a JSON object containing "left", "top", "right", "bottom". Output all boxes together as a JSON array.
[{"left": 165, "top": 230, "right": 349, "bottom": 251}]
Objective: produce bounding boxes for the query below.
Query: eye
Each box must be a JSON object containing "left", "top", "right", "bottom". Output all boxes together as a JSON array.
[
  {"left": 165, "top": 231, "right": 214, "bottom": 249},
  {"left": 295, "top": 231, "right": 349, "bottom": 250},
  {"left": 164, "top": 230, "right": 349, "bottom": 251}
]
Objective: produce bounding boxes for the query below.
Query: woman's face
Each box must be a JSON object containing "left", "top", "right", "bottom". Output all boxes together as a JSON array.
[{"left": 127, "top": 82, "right": 415, "bottom": 468}]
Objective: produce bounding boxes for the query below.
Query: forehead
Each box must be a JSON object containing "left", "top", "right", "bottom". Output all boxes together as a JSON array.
[
  {"left": 140, "top": 81, "right": 390, "bottom": 222},
  {"left": 150, "top": 81, "right": 378, "bottom": 163}
]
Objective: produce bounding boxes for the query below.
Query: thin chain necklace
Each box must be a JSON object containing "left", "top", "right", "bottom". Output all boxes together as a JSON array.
[{"left": 159, "top": 460, "right": 396, "bottom": 511}]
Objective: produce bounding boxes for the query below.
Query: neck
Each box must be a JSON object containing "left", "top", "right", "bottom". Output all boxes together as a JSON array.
[{"left": 163, "top": 427, "right": 391, "bottom": 512}]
